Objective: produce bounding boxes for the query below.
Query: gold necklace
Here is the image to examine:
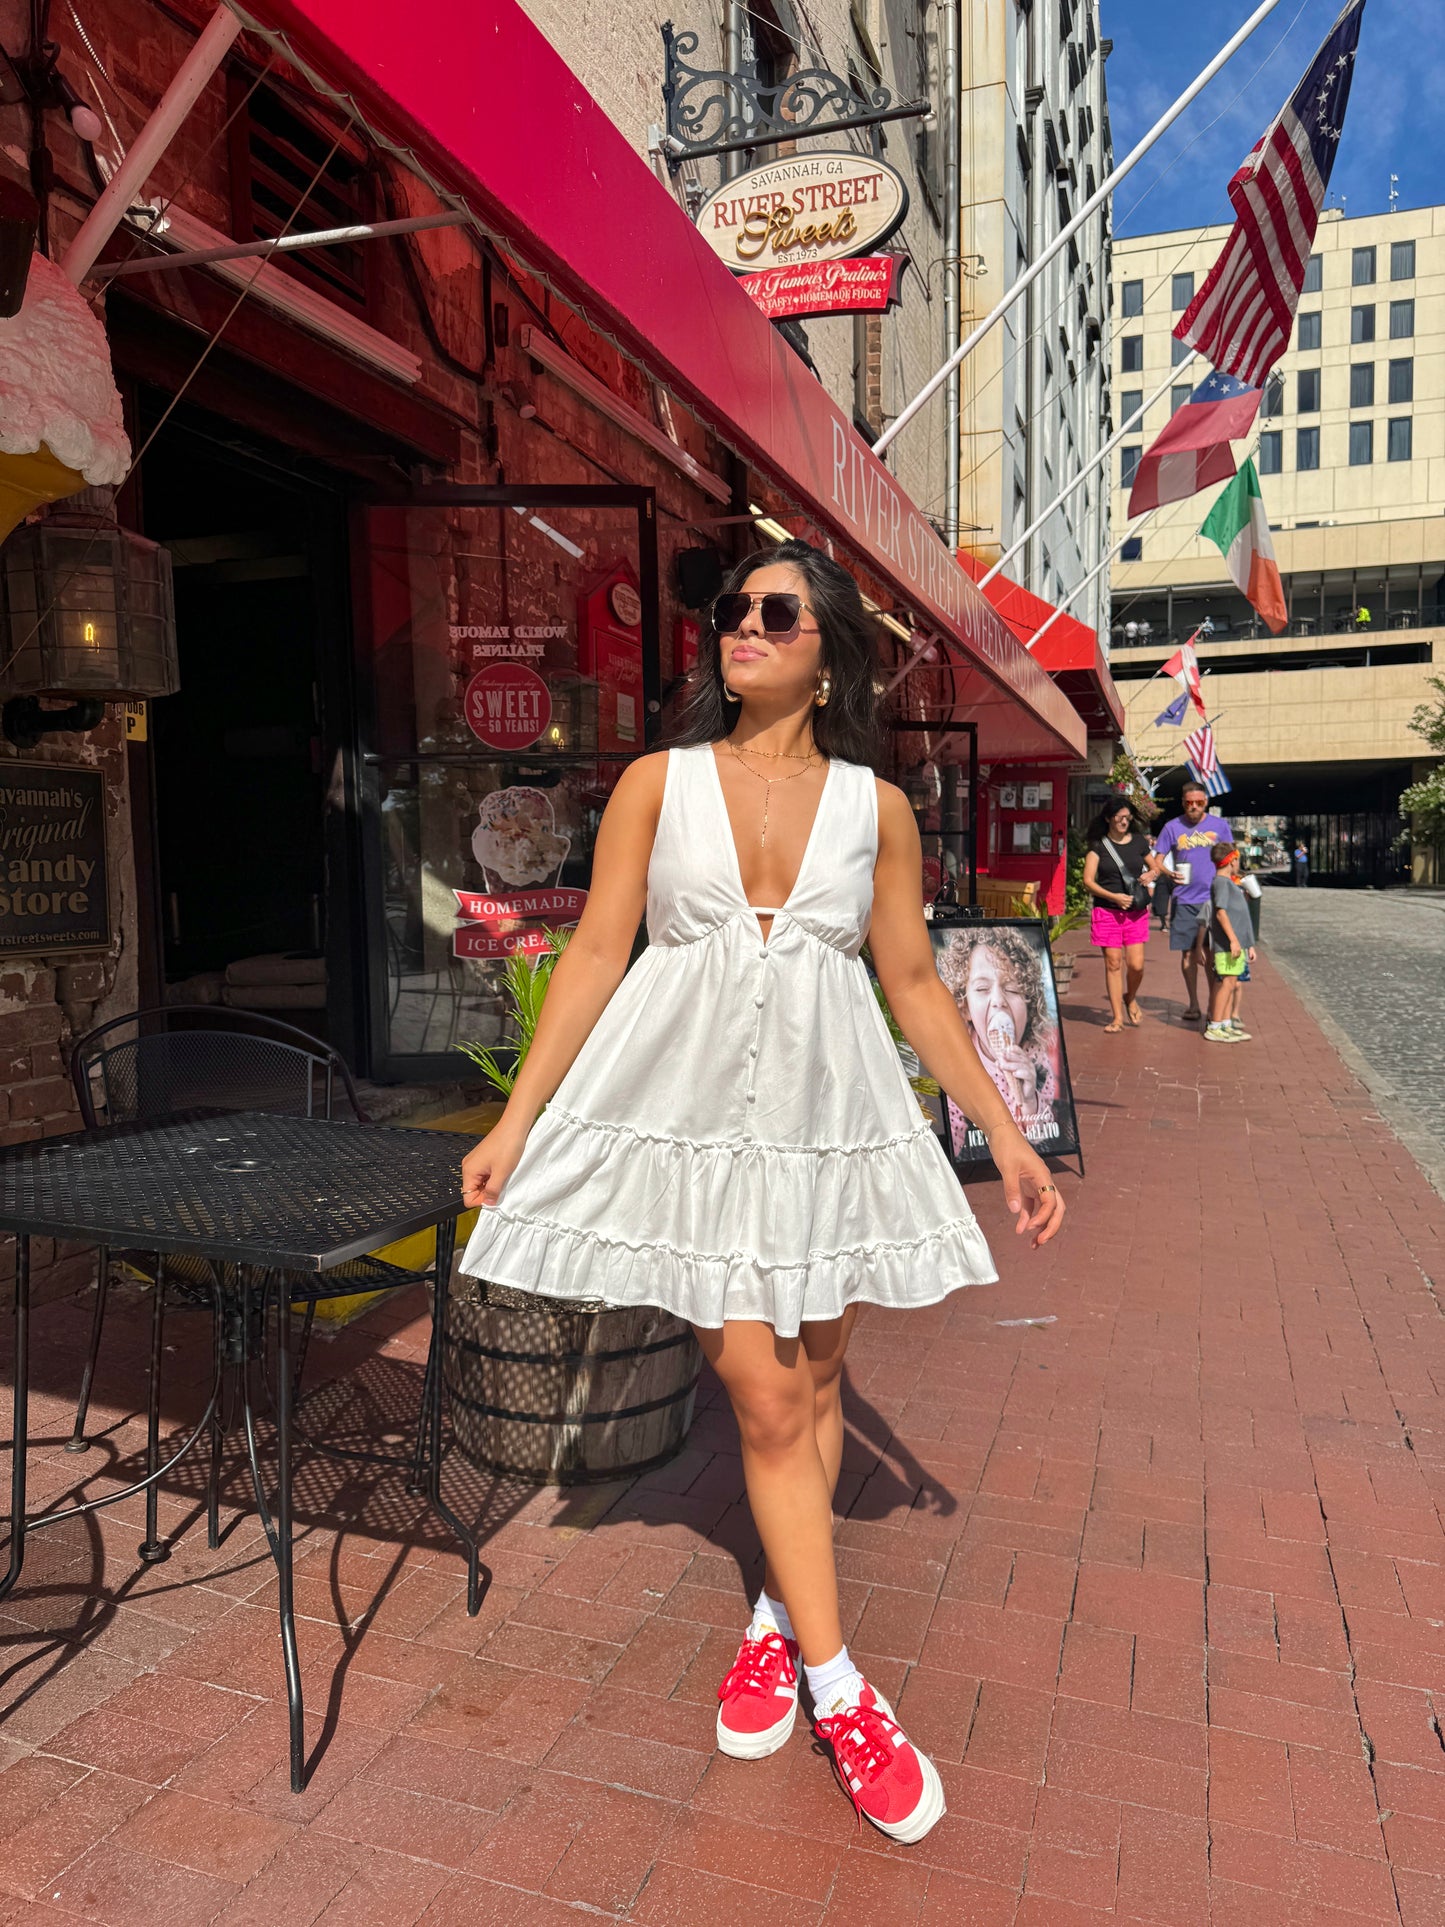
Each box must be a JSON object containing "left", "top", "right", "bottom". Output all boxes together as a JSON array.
[
  {"left": 729, "top": 739, "right": 814, "bottom": 761},
  {"left": 727, "top": 738, "right": 820, "bottom": 848}
]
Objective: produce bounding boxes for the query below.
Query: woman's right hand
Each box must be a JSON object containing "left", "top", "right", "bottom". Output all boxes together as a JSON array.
[
  {"left": 460, "top": 1124, "right": 530, "bottom": 1209},
  {"left": 1113, "top": 891, "right": 1134, "bottom": 910}
]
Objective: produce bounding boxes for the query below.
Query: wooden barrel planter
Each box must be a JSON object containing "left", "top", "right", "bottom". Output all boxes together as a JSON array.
[{"left": 443, "top": 1279, "right": 703, "bottom": 1484}]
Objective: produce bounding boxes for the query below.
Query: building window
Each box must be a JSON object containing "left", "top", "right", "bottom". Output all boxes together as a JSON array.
[
  {"left": 1387, "top": 417, "right": 1413, "bottom": 462},
  {"left": 1121, "top": 335, "right": 1143, "bottom": 372},
  {"left": 1171, "top": 271, "right": 1195, "bottom": 310},
  {"left": 230, "top": 79, "right": 374, "bottom": 315},
  {"left": 1170, "top": 335, "right": 1191, "bottom": 367},
  {"left": 1302, "top": 254, "right": 1322, "bottom": 293},
  {"left": 1263, "top": 373, "right": 1284, "bottom": 418},
  {"left": 1389, "top": 357, "right": 1414, "bottom": 404},
  {"left": 1171, "top": 384, "right": 1193, "bottom": 415},
  {"left": 1349, "top": 420, "right": 1373, "bottom": 466},
  {"left": 1119, "top": 389, "right": 1143, "bottom": 424},
  {"left": 1120, "top": 536, "right": 1144, "bottom": 562},
  {"left": 1121, "top": 279, "right": 1143, "bottom": 316},
  {"left": 1351, "top": 304, "right": 1376, "bottom": 343},
  {"left": 1258, "top": 430, "right": 1283, "bottom": 475},
  {"left": 1120, "top": 445, "right": 1141, "bottom": 488},
  {"left": 1297, "top": 311, "right": 1321, "bottom": 351},
  {"left": 1390, "top": 238, "right": 1415, "bottom": 281},
  {"left": 1389, "top": 298, "right": 1415, "bottom": 339},
  {"left": 1351, "top": 245, "right": 1376, "bottom": 285},
  {"left": 1349, "top": 362, "right": 1375, "bottom": 408},
  {"left": 1296, "top": 426, "right": 1320, "bottom": 470},
  {"left": 1296, "top": 367, "right": 1321, "bottom": 412}
]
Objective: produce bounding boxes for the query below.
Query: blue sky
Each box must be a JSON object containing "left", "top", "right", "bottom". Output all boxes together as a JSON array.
[{"left": 1103, "top": 0, "right": 1444, "bottom": 237}]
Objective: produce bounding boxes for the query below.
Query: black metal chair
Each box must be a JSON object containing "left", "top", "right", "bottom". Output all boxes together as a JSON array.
[{"left": 65, "top": 1005, "right": 442, "bottom": 1541}]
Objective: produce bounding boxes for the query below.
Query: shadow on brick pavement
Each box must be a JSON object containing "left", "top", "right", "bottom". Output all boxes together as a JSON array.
[{"left": 3, "top": 925, "right": 1445, "bottom": 1923}]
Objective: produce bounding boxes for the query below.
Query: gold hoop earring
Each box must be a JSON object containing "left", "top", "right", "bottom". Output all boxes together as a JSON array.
[
  {"left": 814, "top": 674, "right": 831, "bottom": 708},
  {"left": 722, "top": 682, "right": 741, "bottom": 703}
]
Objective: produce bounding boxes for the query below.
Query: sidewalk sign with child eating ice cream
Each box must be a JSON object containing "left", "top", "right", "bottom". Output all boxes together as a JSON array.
[{"left": 928, "top": 916, "right": 1080, "bottom": 1170}]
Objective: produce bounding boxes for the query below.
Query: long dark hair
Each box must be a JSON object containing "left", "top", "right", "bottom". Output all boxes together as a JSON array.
[{"left": 668, "top": 538, "right": 883, "bottom": 766}]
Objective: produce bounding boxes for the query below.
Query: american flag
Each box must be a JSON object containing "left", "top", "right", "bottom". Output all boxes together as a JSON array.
[
  {"left": 1184, "top": 723, "right": 1218, "bottom": 776},
  {"left": 1187, "top": 759, "right": 1232, "bottom": 800},
  {"left": 1174, "top": 0, "right": 1366, "bottom": 388}
]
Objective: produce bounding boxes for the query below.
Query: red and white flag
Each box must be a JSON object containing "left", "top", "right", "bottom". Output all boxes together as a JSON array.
[
  {"left": 1184, "top": 723, "right": 1218, "bottom": 778},
  {"left": 1174, "top": 0, "right": 1366, "bottom": 388},
  {"left": 1161, "top": 641, "right": 1207, "bottom": 720},
  {"left": 1126, "top": 371, "right": 1261, "bottom": 517}
]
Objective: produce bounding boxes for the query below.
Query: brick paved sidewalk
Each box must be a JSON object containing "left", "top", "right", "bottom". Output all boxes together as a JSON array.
[{"left": 4, "top": 930, "right": 1445, "bottom": 1924}]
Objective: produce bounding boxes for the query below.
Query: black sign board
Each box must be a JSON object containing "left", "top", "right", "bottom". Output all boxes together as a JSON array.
[
  {"left": 0, "top": 761, "right": 110, "bottom": 954},
  {"left": 929, "top": 915, "right": 1080, "bottom": 1166}
]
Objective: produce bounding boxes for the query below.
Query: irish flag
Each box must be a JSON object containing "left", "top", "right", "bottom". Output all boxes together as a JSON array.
[{"left": 1200, "top": 460, "right": 1287, "bottom": 634}]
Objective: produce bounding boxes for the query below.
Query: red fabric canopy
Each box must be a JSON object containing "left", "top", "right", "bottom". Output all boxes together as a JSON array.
[
  {"left": 958, "top": 555, "right": 1124, "bottom": 739},
  {"left": 244, "top": 0, "right": 1085, "bottom": 763}
]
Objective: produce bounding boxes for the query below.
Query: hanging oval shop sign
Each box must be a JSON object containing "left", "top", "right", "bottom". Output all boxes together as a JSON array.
[{"left": 694, "top": 150, "right": 909, "bottom": 272}]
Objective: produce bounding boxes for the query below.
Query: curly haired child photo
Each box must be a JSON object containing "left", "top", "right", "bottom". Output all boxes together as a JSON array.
[{"left": 933, "top": 925, "right": 1061, "bottom": 1148}]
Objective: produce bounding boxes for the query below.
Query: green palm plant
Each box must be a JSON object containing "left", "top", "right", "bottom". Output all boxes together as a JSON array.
[{"left": 455, "top": 928, "right": 572, "bottom": 1098}]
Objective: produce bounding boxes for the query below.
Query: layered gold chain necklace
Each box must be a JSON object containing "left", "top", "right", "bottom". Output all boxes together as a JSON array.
[{"left": 727, "top": 737, "right": 820, "bottom": 848}]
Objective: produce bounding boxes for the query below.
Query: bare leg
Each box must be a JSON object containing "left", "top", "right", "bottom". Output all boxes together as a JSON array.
[
  {"left": 1103, "top": 948, "right": 1128, "bottom": 1030},
  {"left": 697, "top": 1313, "right": 856, "bottom": 1666},
  {"left": 763, "top": 1306, "right": 857, "bottom": 1603},
  {"left": 1124, "top": 944, "right": 1145, "bottom": 1023},
  {"left": 1181, "top": 934, "right": 1204, "bottom": 1017},
  {"left": 1208, "top": 960, "right": 1230, "bottom": 1026}
]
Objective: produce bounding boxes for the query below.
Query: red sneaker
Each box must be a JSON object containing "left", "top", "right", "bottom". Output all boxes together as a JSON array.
[
  {"left": 815, "top": 1683, "right": 946, "bottom": 1843},
  {"left": 716, "top": 1631, "right": 799, "bottom": 1759}
]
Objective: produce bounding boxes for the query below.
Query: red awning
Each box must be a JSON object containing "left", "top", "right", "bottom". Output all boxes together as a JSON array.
[
  {"left": 241, "top": 0, "right": 1085, "bottom": 764},
  {"left": 958, "top": 555, "right": 1124, "bottom": 740}
]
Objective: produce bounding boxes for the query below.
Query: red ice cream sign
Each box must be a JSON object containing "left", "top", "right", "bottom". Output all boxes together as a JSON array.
[
  {"left": 453, "top": 887, "right": 589, "bottom": 928},
  {"left": 463, "top": 661, "right": 551, "bottom": 750}
]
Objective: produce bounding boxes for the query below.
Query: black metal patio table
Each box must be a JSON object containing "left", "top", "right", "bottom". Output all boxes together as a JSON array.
[{"left": 0, "top": 1110, "right": 486, "bottom": 1790}]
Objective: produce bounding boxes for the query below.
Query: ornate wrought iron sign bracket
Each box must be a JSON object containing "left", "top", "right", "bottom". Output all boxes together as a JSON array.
[{"left": 661, "top": 21, "right": 929, "bottom": 171}]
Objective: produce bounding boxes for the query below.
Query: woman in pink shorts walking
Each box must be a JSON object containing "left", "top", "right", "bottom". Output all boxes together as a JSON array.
[{"left": 1082, "top": 796, "right": 1157, "bottom": 1032}]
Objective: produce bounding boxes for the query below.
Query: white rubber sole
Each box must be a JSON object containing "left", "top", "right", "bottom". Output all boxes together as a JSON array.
[
  {"left": 716, "top": 1698, "right": 798, "bottom": 1759},
  {"left": 861, "top": 1749, "right": 947, "bottom": 1845}
]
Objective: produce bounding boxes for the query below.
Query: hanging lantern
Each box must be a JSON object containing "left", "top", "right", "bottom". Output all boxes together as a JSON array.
[{"left": 0, "top": 487, "right": 176, "bottom": 746}]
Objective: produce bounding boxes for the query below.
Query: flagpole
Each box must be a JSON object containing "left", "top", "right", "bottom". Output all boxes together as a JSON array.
[
  {"left": 1026, "top": 535, "right": 1136, "bottom": 651},
  {"left": 980, "top": 354, "right": 1197, "bottom": 591},
  {"left": 871, "top": 0, "right": 1284, "bottom": 460}
]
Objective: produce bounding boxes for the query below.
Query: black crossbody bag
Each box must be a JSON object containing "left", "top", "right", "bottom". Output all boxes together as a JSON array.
[{"left": 1101, "top": 838, "right": 1150, "bottom": 914}]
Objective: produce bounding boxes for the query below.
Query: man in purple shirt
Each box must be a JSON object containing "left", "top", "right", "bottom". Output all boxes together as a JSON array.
[{"left": 1154, "top": 781, "right": 1233, "bottom": 1021}]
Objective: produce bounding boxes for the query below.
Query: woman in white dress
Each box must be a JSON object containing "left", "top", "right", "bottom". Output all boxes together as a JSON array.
[{"left": 460, "top": 540, "right": 1064, "bottom": 1844}]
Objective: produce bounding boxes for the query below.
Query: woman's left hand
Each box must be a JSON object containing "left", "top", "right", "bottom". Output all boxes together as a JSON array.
[{"left": 991, "top": 1134, "right": 1065, "bottom": 1248}]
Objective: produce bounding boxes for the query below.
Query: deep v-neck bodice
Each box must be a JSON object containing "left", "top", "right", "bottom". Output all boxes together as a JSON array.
[
  {"left": 707, "top": 745, "right": 835, "bottom": 937},
  {"left": 645, "top": 744, "right": 877, "bottom": 957}
]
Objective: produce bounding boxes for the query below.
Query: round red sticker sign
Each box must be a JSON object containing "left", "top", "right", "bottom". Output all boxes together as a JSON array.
[{"left": 463, "top": 662, "right": 552, "bottom": 751}]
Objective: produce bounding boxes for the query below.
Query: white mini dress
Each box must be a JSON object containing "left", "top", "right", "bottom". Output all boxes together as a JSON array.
[{"left": 458, "top": 744, "right": 997, "bottom": 1337}]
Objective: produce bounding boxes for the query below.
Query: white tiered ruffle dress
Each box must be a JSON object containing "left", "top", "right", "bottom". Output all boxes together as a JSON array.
[{"left": 458, "top": 744, "right": 997, "bottom": 1336}]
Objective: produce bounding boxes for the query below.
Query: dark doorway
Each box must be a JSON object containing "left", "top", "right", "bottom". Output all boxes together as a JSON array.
[{"left": 135, "top": 401, "right": 352, "bottom": 1036}]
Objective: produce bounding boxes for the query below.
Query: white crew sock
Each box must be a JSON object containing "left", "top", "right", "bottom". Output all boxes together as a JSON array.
[
  {"left": 804, "top": 1645, "right": 866, "bottom": 1716},
  {"left": 747, "top": 1589, "right": 795, "bottom": 1643}
]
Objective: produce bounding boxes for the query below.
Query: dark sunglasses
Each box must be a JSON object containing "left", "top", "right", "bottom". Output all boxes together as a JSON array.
[{"left": 711, "top": 591, "right": 807, "bottom": 636}]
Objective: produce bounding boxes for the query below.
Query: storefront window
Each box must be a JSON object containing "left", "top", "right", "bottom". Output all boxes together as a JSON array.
[{"left": 360, "top": 491, "right": 660, "bottom": 1076}]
